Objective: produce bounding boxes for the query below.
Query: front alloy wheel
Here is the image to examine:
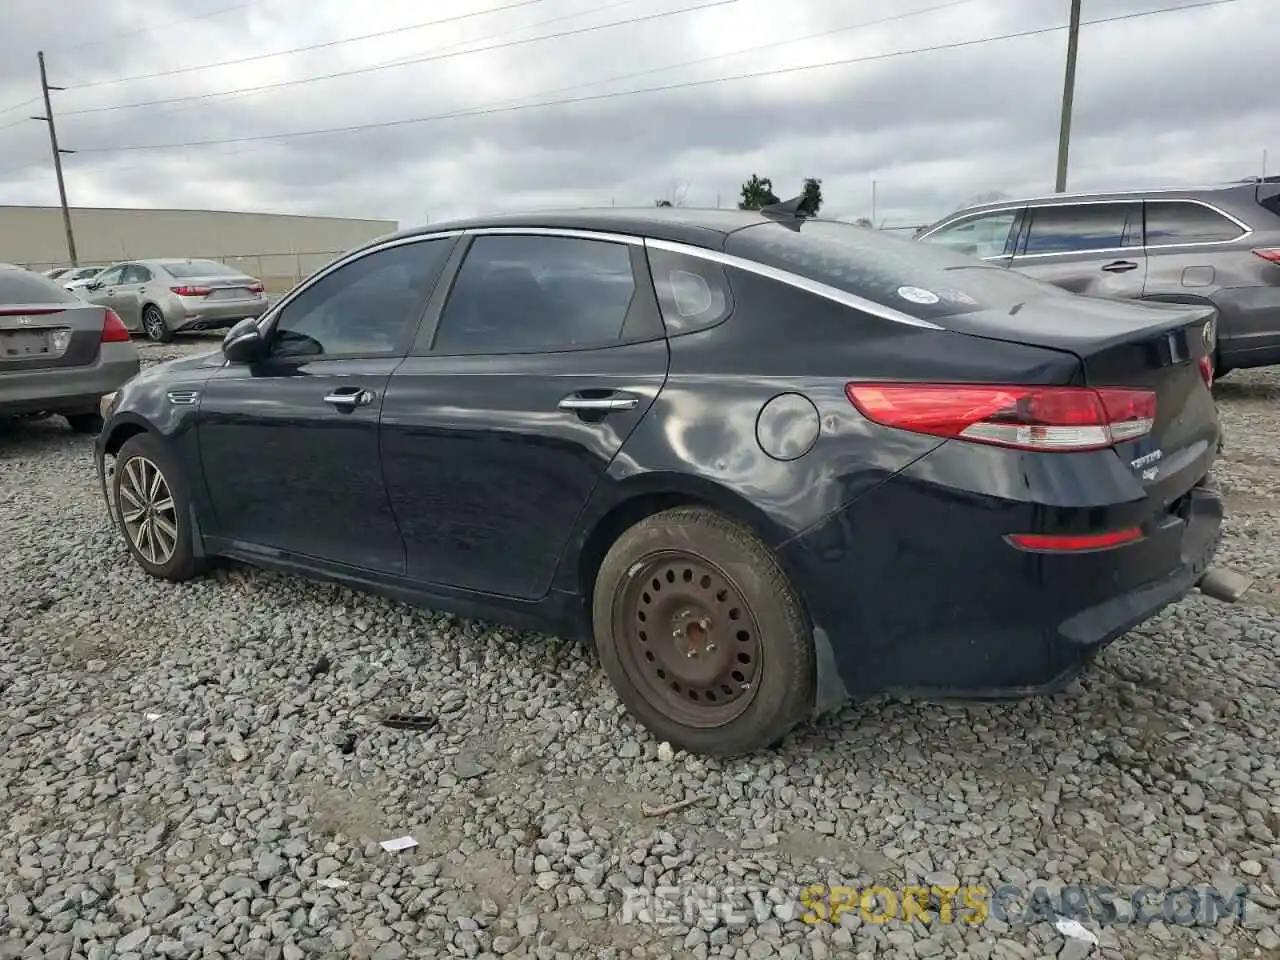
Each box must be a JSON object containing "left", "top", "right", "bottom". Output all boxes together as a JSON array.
[
  {"left": 112, "top": 433, "right": 202, "bottom": 581},
  {"left": 118, "top": 455, "right": 178, "bottom": 566}
]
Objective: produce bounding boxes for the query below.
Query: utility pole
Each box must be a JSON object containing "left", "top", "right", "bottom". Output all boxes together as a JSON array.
[
  {"left": 871, "top": 180, "right": 877, "bottom": 225},
  {"left": 1054, "top": 0, "right": 1083, "bottom": 193},
  {"left": 33, "top": 51, "right": 77, "bottom": 265}
]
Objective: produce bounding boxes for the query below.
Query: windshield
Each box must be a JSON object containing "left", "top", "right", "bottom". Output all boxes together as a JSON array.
[
  {"left": 724, "top": 219, "right": 1067, "bottom": 322},
  {"left": 163, "top": 259, "right": 245, "bottom": 279}
]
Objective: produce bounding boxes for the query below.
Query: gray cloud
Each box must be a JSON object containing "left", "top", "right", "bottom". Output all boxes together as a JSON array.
[{"left": 0, "top": 0, "right": 1273, "bottom": 231}]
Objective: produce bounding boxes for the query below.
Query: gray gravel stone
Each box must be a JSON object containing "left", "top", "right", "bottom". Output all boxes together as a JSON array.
[{"left": 0, "top": 342, "right": 1277, "bottom": 960}]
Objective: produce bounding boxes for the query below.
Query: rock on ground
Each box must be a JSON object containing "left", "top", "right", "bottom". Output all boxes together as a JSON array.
[{"left": 1, "top": 341, "right": 1278, "bottom": 959}]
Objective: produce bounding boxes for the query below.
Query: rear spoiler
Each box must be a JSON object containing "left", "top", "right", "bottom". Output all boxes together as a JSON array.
[{"left": 1256, "top": 178, "right": 1280, "bottom": 210}]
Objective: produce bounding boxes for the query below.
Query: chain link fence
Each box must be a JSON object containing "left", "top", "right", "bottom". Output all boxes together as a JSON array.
[{"left": 23, "top": 250, "right": 349, "bottom": 295}]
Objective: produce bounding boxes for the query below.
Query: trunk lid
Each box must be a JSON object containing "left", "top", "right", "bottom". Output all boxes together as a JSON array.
[
  {"left": 942, "top": 293, "right": 1219, "bottom": 504},
  {"left": 0, "top": 301, "right": 108, "bottom": 372}
]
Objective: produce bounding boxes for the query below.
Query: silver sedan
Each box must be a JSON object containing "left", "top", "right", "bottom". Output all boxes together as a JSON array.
[{"left": 79, "top": 258, "right": 270, "bottom": 342}]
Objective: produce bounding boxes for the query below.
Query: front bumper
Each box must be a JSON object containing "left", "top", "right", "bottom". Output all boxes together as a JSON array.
[{"left": 780, "top": 464, "right": 1224, "bottom": 701}]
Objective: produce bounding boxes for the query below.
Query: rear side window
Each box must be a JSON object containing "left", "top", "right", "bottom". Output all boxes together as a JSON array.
[
  {"left": 723, "top": 220, "right": 1065, "bottom": 322},
  {"left": 645, "top": 246, "right": 732, "bottom": 334},
  {"left": 0, "top": 267, "right": 79, "bottom": 304},
  {"left": 1022, "top": 203, "right": 1140, "bottom": 254},
  {"left": 433, "top": 235, "right": 638, "bottom": 354},
  {"left": 1145, "top": 201, "right": 1245, "bottom": 245}
]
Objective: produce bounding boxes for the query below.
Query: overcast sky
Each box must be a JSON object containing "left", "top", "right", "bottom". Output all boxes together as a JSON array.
[{"left": 0, "top": 0, "right": 1272, "bottom": 230}]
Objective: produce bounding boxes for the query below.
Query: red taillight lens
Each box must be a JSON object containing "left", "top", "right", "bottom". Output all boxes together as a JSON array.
[
  {"left": 1252, "top": 248, "right": 1280, "bottom": 264},
  {"left": 1199, "top": 355, "right": 1214, "bottom": 386},
  {"left": 170, "top": 285, "right": 211, "bottom": 297},
  {"left": 101, "top": 308, "right": 130, "bottom": 342},
  {"left": 1008, "top": 527, "right": 1143, "bottom": 552},
  {"left": 845, "top": 383, "right": 1156, "bottom": 451},
  {"left": 248, "top": 281, "right": 264, "bottom": 294}
]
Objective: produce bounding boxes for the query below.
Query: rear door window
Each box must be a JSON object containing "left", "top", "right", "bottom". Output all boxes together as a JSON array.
[
  {"left": 432, "top": 234, "right": 642, "bottom": 354},
  {"left": 723, "top": 219, "right": 1065, "bottom": 323},
  {"left": 1021, "top": 203, "right": 1141, "bottom": 255},
  {"left": 1144, "top": 201, "right": 1245, "bottom": 245}
]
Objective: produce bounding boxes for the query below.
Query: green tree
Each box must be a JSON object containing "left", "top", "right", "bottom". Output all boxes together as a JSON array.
[
  {"left": 655, "top": 199, "right": 673, "bottom": 207},
  {"left": 798, "top": 177, "right": 823, "bottom": 217},
  {"left": 738, "top": 174, "right": 779, "bottom": 210}
]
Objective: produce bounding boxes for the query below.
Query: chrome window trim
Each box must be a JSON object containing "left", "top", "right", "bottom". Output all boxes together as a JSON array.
[
  {"left": 465, "top": 226, "right": 645, "bottom": 245},
  {"left": 922, "top": 197, "right": 1252, "bottom": 258},
  {"left": 257, "top": 230, "right": 464, "bottom": 329},
  {"left": 644, "top": 238, "right": 944, "bottom": 331}
]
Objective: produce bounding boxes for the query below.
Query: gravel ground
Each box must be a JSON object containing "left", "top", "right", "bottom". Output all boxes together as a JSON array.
[{"left": 2, "top": 338, "right": 1278, "bottom": 960}]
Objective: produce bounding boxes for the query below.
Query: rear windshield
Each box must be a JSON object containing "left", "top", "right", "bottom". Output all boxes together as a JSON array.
[
  {"left": 162, "top": 259, "right": 244, "bottom": 279},
  {"left": 0, "top": 267, "right": 79, "bottom": 304},
  {"left": 724, "top": 219, "right": 1067, "bottom": 322}
]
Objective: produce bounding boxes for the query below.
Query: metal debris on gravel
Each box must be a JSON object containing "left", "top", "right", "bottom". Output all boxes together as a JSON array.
[{"left": 1, "top": 338, "right": 1278, "bottom": 960}]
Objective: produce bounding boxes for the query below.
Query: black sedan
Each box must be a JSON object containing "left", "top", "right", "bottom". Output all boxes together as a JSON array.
[{"left": 95, "top": 206, "right": 1225, "bottom": 756}]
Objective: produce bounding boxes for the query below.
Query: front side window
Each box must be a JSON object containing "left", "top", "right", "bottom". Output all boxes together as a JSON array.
[
  {"left": 269, "top": 239, "right": 454, "bottom": 358},
  {"left": 920, "top": 211, "right": 1018, "bottom": 259},
  {"left": 432, "top": 235, "right": 637, "bottom": 354},
  {"left": 1022, "top": 203, "right": 1139, "bottom": 255},
  {"left": 1145, "top": 201, "right": 1245, "bottom": 245}
]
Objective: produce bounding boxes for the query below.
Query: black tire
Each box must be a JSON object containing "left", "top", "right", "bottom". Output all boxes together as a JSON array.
[
  {"left": 112, "top": 432, "right": 204, "bottom": 582},
  {"left": 65, "top": 412, "right": 103, "bottom": 434},
  {"left": 143, "top": 305, "right": 173, "bottom": 343},
  {"left": 592, "top": 506, "right": 814, "bottom": 756}
]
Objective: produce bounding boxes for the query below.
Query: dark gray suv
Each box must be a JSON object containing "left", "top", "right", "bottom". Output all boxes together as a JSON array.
[{"left": 916, "top": 180, "right": 1280, "bottom": 375}]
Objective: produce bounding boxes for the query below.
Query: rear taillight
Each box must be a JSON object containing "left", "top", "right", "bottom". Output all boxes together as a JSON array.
[
  {"left": 101, "top": 308, "right": 130, "bottom": 342},
  {"left": 1252, "top": 248, "right": 1280, "bottom": 264},
  {"left": 1007, "top": 527, "right": 1144, "bottom": 553},
  {"left": 1199, "top": 355, "right": 1214, "bottom": 386},
  {"left": 248, "top": 281, "right": 264, "bottom": 294},
  {"left": 171, "top": 285, "right": 211, "bottom": 297},
  {"left": 845, "top": 383, "right": 1157, "bottom": 452}
]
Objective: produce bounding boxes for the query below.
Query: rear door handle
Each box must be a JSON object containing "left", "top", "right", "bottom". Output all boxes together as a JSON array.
[
  {"left": 1101, "top": 260, "right": 1139, "bottom": 273},
  {"left": 323, "top": 387, "right": 375, "bottom": 409},
  {"left": 558, "top": 392, "right": 639, "bottom": 412}
]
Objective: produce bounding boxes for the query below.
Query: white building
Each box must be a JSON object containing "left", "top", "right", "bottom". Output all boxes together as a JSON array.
[{"left": 2, "top": 204, "right": 399, "bottom": 292}]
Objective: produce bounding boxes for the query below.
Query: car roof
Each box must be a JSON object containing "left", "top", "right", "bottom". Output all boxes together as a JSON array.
[
  {"left": 368, "top": 207, "right": 777, "bottom": 252},
  {"left": 939, "top": 181, "right": 1258, "bottom": 219}
]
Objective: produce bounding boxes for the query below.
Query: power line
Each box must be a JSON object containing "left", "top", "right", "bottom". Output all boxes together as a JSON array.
[
  {"left": 70, "top": 0, "right": 1251, "bottom": 156},
  {"left": 60, "top": 0, "right": 644, "bottom": 132},
  {"left": 61, "top": 0, "right": 548, "bottom": 91},
  {"left": 54, "top": 0, "right": 976, "bottom": 169},
  {"left": 55, "top": 0, "right": 262, "bottom": 55},
  {"left": 58, "top": 0, "right": 738, "bottom": 117},
  {"left": 0, "top": 96, "right": 41, "bottom": 123}
]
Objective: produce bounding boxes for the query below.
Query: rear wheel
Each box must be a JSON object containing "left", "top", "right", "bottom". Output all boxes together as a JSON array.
[
  {"left": 112, "top": 432, "right": 202, "bottom": 582},
  {"left": 143, "top": 305, "right": 173, "bottom": 343},
  {"left": 592, "top": 507, "right": 814, "bottom": 756},
  {"left": 65, "top": 412, "right": 103, "bottom": 434}
]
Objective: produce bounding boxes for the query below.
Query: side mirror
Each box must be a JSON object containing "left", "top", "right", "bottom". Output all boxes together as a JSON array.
[
  {"left": 222, "top": 318, "right": 266, "bottom": 364},
  {"left": 86, "top": 281, "right": 102, "bottom": 290}
]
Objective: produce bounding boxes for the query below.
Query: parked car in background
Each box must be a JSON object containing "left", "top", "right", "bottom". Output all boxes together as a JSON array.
[
  {"left": 0, "top": 263, "right": 139, "bottom": 432},
  {"left": 79, "top": 258, "right": 268, "bottom": 343},
  {"left": 43, "top": 266, "right": 72, "bottom": 280},
  {"left": 915, "top": 180, "right": 1280, "bottom": 375},
  {"left": 95, "top": 207, "right": 1224, "bottom": 755},
  {"left": 61, "top": 264, "right": 108, "bottom": 292}
]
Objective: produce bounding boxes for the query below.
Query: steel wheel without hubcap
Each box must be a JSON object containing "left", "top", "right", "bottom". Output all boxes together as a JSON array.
[
  {"left": 118, "top": 455, "right": 179, "bottom": 566},
  {"left": 612, "top": 550, "right": 764, "bottom": 729},
  {"left": 143, "top": 307, "right": 167, "bottom": 342}
]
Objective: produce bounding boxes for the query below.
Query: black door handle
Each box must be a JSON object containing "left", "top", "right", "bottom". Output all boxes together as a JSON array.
[{"left": 1101, "top": 260, "right": 1139, "bottom": 273}]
